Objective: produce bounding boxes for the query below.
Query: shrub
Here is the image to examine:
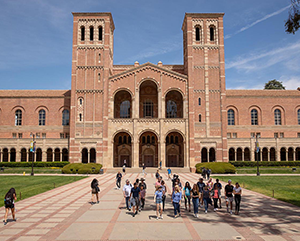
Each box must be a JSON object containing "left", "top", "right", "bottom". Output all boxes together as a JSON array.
[
  {"left": 0, "top": 162, "right": 69, "bottom": 168},
  {"left": 195, "top": 162, "right": 236, "bottom": 174},
  {"left": 230, "top": 161, "right": 300, "bottom": 167},
  {"left": 62, "top": 163, "right": 103, "bottom": 174}
]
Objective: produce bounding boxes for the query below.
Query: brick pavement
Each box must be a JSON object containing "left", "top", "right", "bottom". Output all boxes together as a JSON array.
[{"left": 0, "top": 173, "right": 299, "bottom": 241}]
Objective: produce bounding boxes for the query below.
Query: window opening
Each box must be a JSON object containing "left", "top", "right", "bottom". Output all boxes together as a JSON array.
[
  {"left": 39, "top": 109, "right": 46, "bottom": 126},
  {"left": 227, "top": 109, "right": 235, "bottom": 125},
  {"left": 251, "top": 109, "right": 258, "bottom": 125},
  {"left": 143, "top": 100, "right": 153, "bottom": 118},
  {"left": 210, "top": 27, "right": 214, "bottom": 41},
  {"left": 81, "top": 26, "right": 85, "bottom": 41},
  {"left": 274, "top": 109, "right": 282, "bottom": 125},
  {"left": 98, "top": 26, "right": 103, "bottom": 41},
  {"left": 195, "top": 27, "right": 200, "bottom": 41},
  {"left": 62, "top": 110, "right": 69, "bottom": 126},
  {"left": 166, "top": 100, "right": 177, "bottom": 118},
  {"left": 15, "top": 110, "right": 22, "bottom": 126},
  {"left": 90, "top": 26, "right": 94, "bottom": 41}
]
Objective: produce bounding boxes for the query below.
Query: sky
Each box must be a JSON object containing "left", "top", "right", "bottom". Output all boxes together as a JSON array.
[{"left": 0, "top": 0, "right": 299, "bottom": 90}]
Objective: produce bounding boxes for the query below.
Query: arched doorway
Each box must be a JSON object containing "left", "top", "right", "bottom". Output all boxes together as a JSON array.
[
  {"left": 82, "top": 148, "right": 88, "bottom": 163},
  {"left": 28, "top": 148, "right": 33, "bottom": 162},
  {"left": 229, "top": 148, "right": 235, "bottom": 161},
  {"left": 270, "top": 147, "right": 276, "bottom": 161},
  {"left": 54, "top": 148, "right": 60, "bottom": 162},
  {"left": 209, "top": 148, "right": 215, "bottom": 162},
  {"left": 114, "top": 90, "right": 132, "bottom": 118},
  {"left": 236, "top": 148, "right": 242, "bottom": 161},
  {"left": 244, "top": 148, "right": 250, "bottom": 161},
  {"left": 288, "top": 147, "right": 294, "bottom": 161},
  {"left": 166, "top": 132, "right": 184, "bottom": 167},
  {"left": 280, "top": 147, "right": 286, "bottom": 161},
  {"left": 21, "top": 148, "right": 27, "bottom": 162},
  {"left": 165, "top": 90, "right": 183, "bottom": 118},
  {"left": 36, "top": 148, "right": 42, "bottom": 162},
  {"left": 139, "top": 131, "right": 158, "bottom": 167},
  {"left": 114, "top": 132, "right": 132, "bottom": 167},
  {"left": 201, "top": 148, "right": 208, "bottom": 162},
  {"left": 139, "top": 80, "right": 158, "bottom": 118},
  {"left": 262, "top": 148, "right": 268, "bottom": 161},
  {"left": 62, "top": 148, "right": 68, "bottom": 162},
  {"left": 296, "top": 147, "right": 300, "bottom": 161},
  {"left": 47, "top": 148, "right": 53, "bottom": 162},
  {"left": 90, "top": 148, "right": 96, "bottom": 163},
  {"left": 10, "top": 148, "right": 16, "bottom": 162},
  {"left": 2, "top": 148, "right": 8, "bottom": 162}
]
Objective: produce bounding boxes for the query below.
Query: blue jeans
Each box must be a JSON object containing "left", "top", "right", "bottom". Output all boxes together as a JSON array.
[
  {"left": 192, "top": 198, "right": 199, "bottom": 214},
  {"left": 125, "top": 197, "right": 131, "bottom": 209},
  {"left": 203, "top": 198, "right": 208, "bottom": 211},
  {"left": 173, "top": 202, "right": 180, "bottom": 216}
]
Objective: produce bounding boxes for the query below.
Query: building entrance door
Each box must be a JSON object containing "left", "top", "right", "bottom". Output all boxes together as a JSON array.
[
  {"left": 144, "top": 155, "right": 153, "bottom": 167},
  {"left": 120, "top": 155, "right": 130, "bottom": 167},
  {"left": 168, "top": 155, "right": 177, "bottom": 167}
]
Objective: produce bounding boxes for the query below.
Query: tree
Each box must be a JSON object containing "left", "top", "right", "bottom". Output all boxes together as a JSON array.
[
  {"left": 285, "top": 0, "right": 300, "bottom": 34},
  {"left": 264, "top": 80, "right": 285, "bottom": 90}
]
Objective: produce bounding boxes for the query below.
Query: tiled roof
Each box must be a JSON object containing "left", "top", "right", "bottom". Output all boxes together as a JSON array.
[
  {"left": 0, "top": 90, "right": 71, "bottom": 98},
  {"left": 226, "top": 89, "right": 300, "bottom": 97}
]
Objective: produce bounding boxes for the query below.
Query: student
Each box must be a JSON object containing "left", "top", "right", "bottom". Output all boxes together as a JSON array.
[
  {"left": 142, "top": 163, "right": 147, "bottom": 175},
  {"left": 154, "top": 186, "right": 164, "bottom": 219},
  {"left": 3, "top": 188, "right": 17, "bottom": 225},
  {"left": 140, "top": 185, "right": 146, "bottom": 210},
  {"left": 202, "top": 186, "right": 211, "bottom": 214},
  {"left": 191, "top": 184, "right": 200, "bottom": 218},
  {"left": 213, "top": 179, "right": 222, "bottom": 208},
  {"left": 161, "top": 180, "right": 167, "bottom": 211},
  {"left": 139, "top": 178, "right": 147, "bottom": 190},
  {"left": 171, "top": 185, "right": 182, "bottom": 218},
  {"left": 159, "top": 161, "right": 162, "bottom": 170},
  {"left": 116, "top": 171, "right": 122, "bottom": 189},
  {"left": 91, "top": 178, "right": 100, "bottom": 204},
  {"left": 212, "top": 185, "right": 219, "bottom": 212},
  {"left": 122, "top": 164, "right": 126, "bottom": 174},
  {"left": 207, "top": 168, "right": 211, "bottom": 179},
  {"left": 123, "top": 179, "right": 132, "bottom": 211},
  {"left": 207, "top": 178, "right": 214, "bottom": 193},
  {"left": 225, "top": 179, "right": 234, "bottom": 215},
  {"left": 202, "top": 167, "right": 207, "bottom": 179},
  {"left": 130, "top": 182, "right": 141, "bottom": 217},
  {"left": 183, "top": 182, "right": 191, "bottom": 212},
  {"left": 167, "top": 167, "right": 172, "bottom": 180},
  {"left": 197, "top": 178, "right": 205, "bottom": 207},
  {"left": 233, "top": 182, "right": 242, "bottom": 215},
  {"left": 155, "top": 170, "right": 160, "bottom": 180},
  {"left": 155, "top": 176, "right": 162, "bottom": 189}
]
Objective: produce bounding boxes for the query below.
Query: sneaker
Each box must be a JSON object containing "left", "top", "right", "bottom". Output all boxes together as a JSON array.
[
  {"left": 230, "top": 211, "right": 233, "bottom": 215},
  {"left": 160, "top": 215, "right": 163, "bottom": 219},
  {"left": 196, "top": 214, "right": 198, "bottom": 218},
  {"left": 189, "top": 209, "right": 191, "bottom": 212},
  {"left": 3, "top": 221, "right": 7, "bottom": 226},
  {"left": 97, "top": 201, "right": 99, "bottom": 204},
  {"left": 214, "top": 208, "right": 216, "bottom": 212},
  {"left": 135, "top": 211, "right": 138, "bottom": 215},
  {"left": 157, "top": 216, "right": 159, "bottom": 220},
  {"left": 133, "top": 213, "right": 136, "bottom": 217},
  {"left": 216, "top": 208, "right": 218, "bottom": 211},
  {"left": 193, "top": 213, "right": 196, "bottom": 217},
  {"left": 219, "top": 206, "right": 222, "bottom": 209},
  {"left": 205, "top": 210, "right": 207, "bottom": 214}
]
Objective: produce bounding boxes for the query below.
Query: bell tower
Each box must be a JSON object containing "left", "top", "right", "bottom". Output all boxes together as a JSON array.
[{"left": 69, "top": 12, "right": 115, "bottom": 163}]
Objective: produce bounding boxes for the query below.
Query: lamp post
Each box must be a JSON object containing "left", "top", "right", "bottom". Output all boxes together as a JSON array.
[
  {"left": 30, "top": 132, "right": 36, "bottom": 176},
  {"left": 255, "top": 133, "right": 260, "bottom": 176}
]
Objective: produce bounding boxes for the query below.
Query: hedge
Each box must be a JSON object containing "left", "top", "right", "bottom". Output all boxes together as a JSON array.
[
  {"left": 0, "top": 161, "right": 69, "bottom": 168},
  {"left": 230, "top": 161, "right": 300, "bottom": 167},
  {"left": 195, "top": 162, "right": 236, "bottom": 174},
  {"left": 62, "top": 163, "right": 103, "bottom": 174}
]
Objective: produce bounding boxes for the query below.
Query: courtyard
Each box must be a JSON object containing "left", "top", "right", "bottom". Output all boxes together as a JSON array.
[{"left": 0, "top": 173, "right": 299, "bottom": 241}]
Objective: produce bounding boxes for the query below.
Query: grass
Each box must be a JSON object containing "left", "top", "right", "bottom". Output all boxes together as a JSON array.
[
  {"left": 0, "top": 176, "right": 86, "bottom": 207},
  {"left": 236, "top": 166, "right": 300, "bottom": 174},
  {"left": 0, "top": 167, "right": 62, "bottom": 174},
  {"left": 215, "top": 176, "right": 300, "bottom": 207}
]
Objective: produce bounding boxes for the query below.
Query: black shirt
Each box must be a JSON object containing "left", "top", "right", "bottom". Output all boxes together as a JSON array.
[
  {"left": 116, "top": 173, "right": 122, "bottom": 180},
  {"left": 225, "top": 184, "right": 234, "bottom": 197},
  {"left": 197, "top": 182, "right": 205, "bottom": 193},
  {"left": 131, "top": 187, "right": 140, "bottom": 198},
  {"left": 139, "top": 182, "right": 147, "bottom": 190}
]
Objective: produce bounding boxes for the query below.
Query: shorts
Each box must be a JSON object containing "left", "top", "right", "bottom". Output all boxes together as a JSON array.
[
  {"left": 5, "top": 203, "right": 14, "bottom": 209},
  {"left": 218, "top": 189, "right": 221, "bottom": 197},
  {"left": 131, "top": 197, "right": 139, "bottom": 206},
  {"left": 91, "top": 188, "right": 98, "bottom": 194},
  {"left": 226, "top": 196, "right": 233, "bottom": 202},
  {"left": 156, "top": 198, "right": 163, "bottom": 204}
]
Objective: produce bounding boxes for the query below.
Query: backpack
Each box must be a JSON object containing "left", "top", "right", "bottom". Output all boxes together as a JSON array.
[{"left": 4, "top": 197, "right": 12, "bottom": 206}]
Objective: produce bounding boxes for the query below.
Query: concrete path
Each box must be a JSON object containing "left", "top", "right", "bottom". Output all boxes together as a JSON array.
[{"left": 0, "top": 173, "right": 299, "bottom": 241}]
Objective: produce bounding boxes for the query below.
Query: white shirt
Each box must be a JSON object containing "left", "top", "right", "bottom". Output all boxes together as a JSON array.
[
  {"left": 233, "top": 186, "right": 242, "bottom": 195},
  {"left": 123, "top": 184, "right": 132, "bottom": 197}
]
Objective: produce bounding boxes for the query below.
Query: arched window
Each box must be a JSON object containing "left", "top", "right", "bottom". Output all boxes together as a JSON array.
[
  {"left": 198, "top": 98, "right": 201, "bottom": 106},
  {"left": 39, "top": 109, "right": 46, "bottom": 126},
  {"left": 143, "top": 100, "right": 153, "bottom": 118},
  {"left": 79, "top": 98, "right": 83, "bottom": 106},
  {"left": 120, "top": 100, "right": 131, "bottom": 118},
  {"left": 142, "top": 136, "right": 146, "bottom": 144},
  {"left": 175, "top": 136, "right": 179, "bottom": 144},
  {"left": 227, "top": 109, "right": 235, "bottom": 125},
  {"left": 98, "top": 26, "right": 103, "bottom": 41},
  {"left": 251, "top": 109, "right": 258, "bottom": 125},
  {"left": 199, "top": 114, "right": 201, "bottom": 122},
  {"left": 90, "top": 26, "right": 94, "bottom": 41},
  {"left": 80, "top": 26, "right": 85, "bottom": 41},
  {"left": 123, "top": 136, "right": 127, "bottom": 144},
  {"left": 15, "top": 109, "right": 22, "bottom": 126},
  {"left": 151, "top": 136, "right": 155, "bottom": 144},
  {"left": 298, "top": 109, "right": 300, "bottom": 125},
  {"left": 166, "top": 136, "right": 169, "bottom": 144},
  {"left": 79, "top": 113, "right": 82, "bottom": 122},
  {"left": 118, "top": 136, "right": 122, "bottom": 144},
  {"left": 210, "top": 26, "right": 215, "bottom": 41},
  {"left": 128, "top": 136, "right": 131, "bottom": 144},
  {"left": 62, "top": 110, "right": 69, "bottom": 126},
  {"left": 274, "top": 109, "right": 282, "bottom": 125},
  {"left": 195, "top": 26, "right": 200, "bottom": 41},
  {"left": 166, "top": 100, "right": 177, "bottom": 118},
  {"left": 170, "top": 136, "right": 174, "bottom": 144},
  {"left": 98, "top": 54, "right": 101, "bottom": 63},
  {"left": 147, "top": 135, "right": 150, "bottom": 144}
]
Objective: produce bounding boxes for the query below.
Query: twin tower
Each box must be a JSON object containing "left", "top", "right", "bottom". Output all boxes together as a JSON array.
[{"left": 70, "top": 12, "right": 227, "bottom": 168}]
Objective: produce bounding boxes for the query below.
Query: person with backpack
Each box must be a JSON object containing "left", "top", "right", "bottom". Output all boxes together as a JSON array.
[
  {"left": 4, "top": 188, "right": 17, "bottom": 225},
  {"left": 161, "top": 180, "right": 167, "bottom": 211},
  {"left": 139, "top": 178, "right": 147, "bottom": 190},
  {"left": 116, "top": 171, "right": 122, "bottom": 189},
  {"left": 122, "top": 164, "right": 126, "bottom": 174},
  {"left": 183, "top": 181, "right": 191, "bottom": 212},
  {"left": 123, "top": 179, "right": 132, "bottom": 211},
  {"left": 142, "top": 163, "right": 147, "bottom": 175},
  {"left": 202, "top": 186, "right": 212, "bottom": 214},
  {"left": 91, "top": 178, "right": 100, "bottom": 204},
  {"left": 197, "top": 178, "right": 205, "bottom": 207},
  {"left": 155, "top": 170, "right": 160, "bottom": 180},
  {"left": 202, "top": 168, "right": 207, "bottom": 179}
]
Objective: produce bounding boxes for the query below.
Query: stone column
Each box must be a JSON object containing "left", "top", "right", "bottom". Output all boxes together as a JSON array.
[
  {"left": 286, "top": 151, "right": 288, "bottom": 162},
  {"left": 42, "top": 151, "right": 47, "bottom": 162},
  {"left": 242, "top": 150, "right": 244, "bottom": 161},
  {"left": 88, "top": 151, "right": 90, "bottom": 163},
  {"left": 53, "top": 152, "right": 55, "bottom": 162},
  {"left": 133, "top": 140, "right": 139, "bottom": 168},
  {"left": 293, "top": 150, "right": 296, "bottom": 161},
  {"left": 158, "top": 88, "right": 162, "bottom": 119},
  {"left": 235, "top": 151, "right": 237, "bottom": 162},
  {"left": 276, "top": 148, "right": 280, "bottom": 161},
  {"left": 207, "top": 150, "right": 209, "bottom": 163},
  {"left": 135, "top": 89, "right": 139, "bottom": 119},
  {"left": 260, "top": 150, "right": 262, "bottom": 162},
  {"left": 250, "top": 138, "right": 255, "bottom": 161},
  {"left": 8, "top": 152, "right": 10, "bottom": 162},
  {"left": 267, "top": 151, "right": 270, "bottom": 162},
  {"left": 16, "top": 150, "right": 21, "bottom": 162}
]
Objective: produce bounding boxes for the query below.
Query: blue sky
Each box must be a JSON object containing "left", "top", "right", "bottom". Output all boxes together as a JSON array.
[{"left": 0, "top": 0, "right": 299, "bottom": 90}]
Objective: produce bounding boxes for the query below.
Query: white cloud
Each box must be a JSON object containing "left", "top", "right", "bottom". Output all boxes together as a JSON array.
[
  {"left": 279, "top": 76, "right": 300, "bottom": 90},
  {"left": 225, "top": 4, "right": 290, "bottom": 39}
]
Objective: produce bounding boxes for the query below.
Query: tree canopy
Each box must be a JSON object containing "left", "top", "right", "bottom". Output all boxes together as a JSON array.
[
  {"left": 285, "top": 0, "right": 300, "bottom": 34},
  {"left": 264, "top": 80, "right": 286, "bottom": 90}
]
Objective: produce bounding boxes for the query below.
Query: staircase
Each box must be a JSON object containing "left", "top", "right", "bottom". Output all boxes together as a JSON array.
[{"left": 104, "top": 167, "right": 192, "bottom": 174}]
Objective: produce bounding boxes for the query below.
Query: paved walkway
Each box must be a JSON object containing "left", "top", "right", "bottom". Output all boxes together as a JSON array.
[{"left": 0, "top": 173, "right": 299, "bottom": 241}]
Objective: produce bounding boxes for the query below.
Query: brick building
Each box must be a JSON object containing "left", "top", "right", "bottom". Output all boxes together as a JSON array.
[{"left": 0, "top": 12, "right": 300, "bottom": 168}]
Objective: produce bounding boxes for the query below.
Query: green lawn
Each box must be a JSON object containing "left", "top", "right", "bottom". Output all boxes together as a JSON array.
[
  {"left": 236, "top": 166, "right": 300, "bottom": 174},
  {"left": 215, "top": 176, "right": 300, "bottom": 207},
  {"left": 0, "top": 167, "right": 62, "bottom": 174},
  {"left": 0, "top": 176, "right": 86, "bottom": 207}
]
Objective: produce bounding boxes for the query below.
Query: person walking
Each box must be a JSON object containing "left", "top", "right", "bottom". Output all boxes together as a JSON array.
[
  {"left": 139, "top": 178, "right": 147, "bottom": 190},
  {"left": 123, "top": 179, "right": 132, "bottom": 211},
  {"left": 171, "top": 185, "right": 182, "bottom": 218},
  {"left": 116, "top": 171, "right": 122, "bottom": 189},
  {"left": 202, "top": 167, "right": 207, "bottom": 179},
  {"left": 154, "top": 186, "right": 164, "bottom": 219},
  {"left": 155, "top": 170, "right": 160, "bottom": 180},
  {"left": 161, "top": 180, "right": 167, "bottom": 211},
  {"left": 191, "top": 184, "right": 200, "bottom": 218},
  {"left": 214, "top": 179, "right": 222, "bottom": 208},
  {"left": 159, "top": 161, "right": 162, "bottom": 170},
  {"left": 122, "top": 164, "right": 126, "bottom": 174},
  {"left": 207, "top": 168, "right": 211, "bottom": 179},
  {"left": 197, "top": 178, "right": 205, "bottom": 207},
  {"left": 167, "top": 167, "right": 172, "bottom": 180},
  {"left": 225, "top": 179, "right": 234, "bottom": 215},
  {"left": 142, "top": 163, "right": 147, "bottom": 175},
  {"left": 155, "top": 176, "right": 162, "bottom": 189},
  {"left": 91, "top": 178, "right": 100, "bottom": 204},
  {"left": 140, "top": 185, "right": 146, "bottom": 210},
  {"left": 212, "top": 185, "right": 219, "bottom": 212},
  {"left": 233, "top": 182, "right": 242, "bottom": 215},
  {"left": 207, "top": 178, "right": 214, "bottom": 194},
  {"left": 130, "top": 182, "right": 141, "bottom": 217},
  {"left": 202, "top": 186, "right": 211, "bottom": 214},
  {"left": 183, "top": 182, "right": 191, "bottom": 212},
  {"left": 3, "top": 188, "right": 17, "bottom": 225}
]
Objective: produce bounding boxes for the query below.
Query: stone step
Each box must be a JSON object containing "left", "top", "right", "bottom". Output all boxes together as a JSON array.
[{"left": 104, "top": 167, "right": 192, "bottom": 173}]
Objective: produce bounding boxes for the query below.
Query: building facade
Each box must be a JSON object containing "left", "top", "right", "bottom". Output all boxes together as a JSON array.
[{"left": 0, "top": 12, "right": 300, "bottom": 168}]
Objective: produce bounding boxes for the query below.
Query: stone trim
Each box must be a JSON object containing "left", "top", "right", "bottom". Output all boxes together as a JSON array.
[
  {"left": 76, "top": 66, "right": 104, "bottom": 70},
  {"left": 76, "top": 90, "right": 103, "bottom": 94}
]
